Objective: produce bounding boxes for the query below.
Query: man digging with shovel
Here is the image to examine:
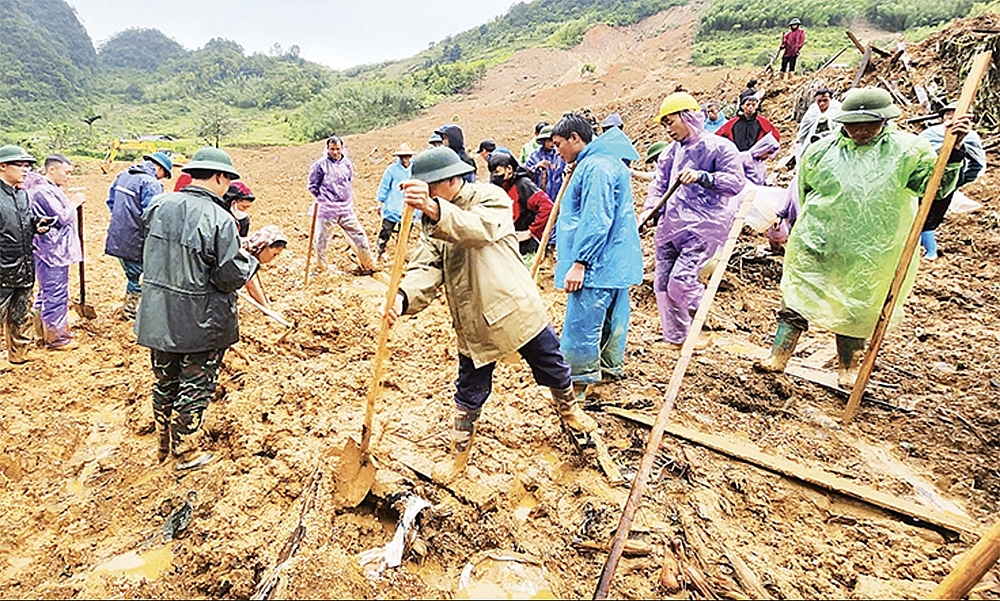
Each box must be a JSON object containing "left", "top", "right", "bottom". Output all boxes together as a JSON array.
[{"left": 384, "top": 147, "right": 596, "bottom": 484}]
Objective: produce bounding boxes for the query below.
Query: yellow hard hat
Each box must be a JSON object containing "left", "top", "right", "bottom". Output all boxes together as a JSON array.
[{"left": 656, "top": 92, "right": 700, "bottom": 121}]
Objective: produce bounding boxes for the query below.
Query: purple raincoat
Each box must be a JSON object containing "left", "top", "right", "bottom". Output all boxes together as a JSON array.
[
  {"left": 24, "top": 172, "right": 82, "bottom": 267},
  {"left": 307, "top": 153, "right": 356, "bottom": 219},
  {"left": 645, "top": 120, "right": 746, "bottom": 250},
  {"left": 739, "top": 133, "right": 780, "bottom": 186}
]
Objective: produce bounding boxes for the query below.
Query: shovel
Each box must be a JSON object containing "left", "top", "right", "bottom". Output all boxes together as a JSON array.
[
  {"left": 72, "top": 205, "right": 97, "bottom": 319},
  {"left": 638, "top": 178, "right": 682, "bottom": 233},
  {"left": 304, "top": 203, "right": 319, "bottom": 285},
  {"left": 332, "top": 202, "right": 415, "bottom": 509}
]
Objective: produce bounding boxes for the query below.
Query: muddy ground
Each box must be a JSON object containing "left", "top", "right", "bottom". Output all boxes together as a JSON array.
[{"left": 2, "top": 7, "right": 999, "bottom": 600}]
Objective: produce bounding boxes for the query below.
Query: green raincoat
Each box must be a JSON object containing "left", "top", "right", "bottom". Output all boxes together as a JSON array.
[{"left": 781, "top": 125, "right": 960, "bottom": 338}]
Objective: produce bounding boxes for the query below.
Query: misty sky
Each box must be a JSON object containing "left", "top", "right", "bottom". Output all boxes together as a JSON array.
[{"left": 68, "top": 0, "right": 521, "bottom": 69}]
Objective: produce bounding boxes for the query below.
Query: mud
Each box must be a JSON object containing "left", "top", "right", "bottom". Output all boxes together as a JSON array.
[{"left": 2, "top": 7, "right": 1000, "bottom": 600}]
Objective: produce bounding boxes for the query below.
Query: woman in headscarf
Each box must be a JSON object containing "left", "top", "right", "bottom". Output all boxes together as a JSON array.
[
  {"left": 638, "top": 92, "right": 747, "bottom": 349},
  {"left": 242, "top": 225, "right": 287, "bottom": 309}
]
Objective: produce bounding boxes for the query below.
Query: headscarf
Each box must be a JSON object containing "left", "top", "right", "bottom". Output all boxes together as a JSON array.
[{"left": 243, "top": 225, "right": 287, "bottom": 256}]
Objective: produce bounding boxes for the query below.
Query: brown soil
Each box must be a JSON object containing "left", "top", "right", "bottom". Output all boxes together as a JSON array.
[{"left": 2, "top": 8, "right": 1000, "bottom": 600}]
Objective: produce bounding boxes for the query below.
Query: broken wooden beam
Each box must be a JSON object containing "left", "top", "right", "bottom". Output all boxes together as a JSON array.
[
  {"left": 932, "top": 517, "right": 1000, "bottom": 599},
  {"left": 846, "top": 30, "right": 867, "bottom": 54},
  {"left": 817, "top": 46, "right": 850, "bottom": 73},
  {"left": 851, "top": 45, "right": 872, "bottom": 89},
  {"left": 878, "top": 76, "right": 912, "bottom": 106},
  {"left": 605, "top": 407, "right": 982, "bottom": 538}
]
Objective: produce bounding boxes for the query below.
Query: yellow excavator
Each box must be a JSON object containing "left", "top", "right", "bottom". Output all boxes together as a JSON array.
[{"left": 100, "top": 139, "right": 189, "bottom": 174}]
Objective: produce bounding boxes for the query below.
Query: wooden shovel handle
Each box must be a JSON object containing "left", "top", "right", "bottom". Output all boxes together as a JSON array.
[
  {"left": 77, "top": 205, "right": 86, "bottom": 305},
  {"left": 530, "top": 163, "right": 574, "bottom": 281},
  {"left": 931, "top": 518, "right": 1000, "bottom": 600},
  {"left": 304, "top": 204, "right": 319, "bottom": 285},
  {"left": 359, "top": 203, "right": 415, "bottom": 456}
]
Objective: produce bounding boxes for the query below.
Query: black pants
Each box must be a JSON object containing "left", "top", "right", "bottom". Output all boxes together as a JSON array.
[
  {"left": 781, "top": 55, "right": 798, "bottom": 73},
  {"left": 922, "top": 190, "right": 955, "bottom": 232},
  {"left": 377, "top": 218, "right": 399, "bottom": 253},
  {"left": 455, "top": 325, "right": 571, "bottom": 411}
]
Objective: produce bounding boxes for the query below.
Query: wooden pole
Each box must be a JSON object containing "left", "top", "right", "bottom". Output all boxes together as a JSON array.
[
  {"left": 529, "top": 163, "right": 574, "bottom": 281},
  {"left": 359, "top": 203, "right": 415, "bottom": 456},
  {"left": 851, "top": 45, "right": 872, "bottom": 89},
  {"left": 846, "top": 30, "right": 867, "bottom": 54},
  {"left": 817, "top": 46, "right": 850, "bottom": 73},
  {"left": 593, "top": 190, "right": 757, "bottom": 600},
  {"left": 931, "top": 518, "right": 1000, "bottom": 599},
  {"left": 303, "top": 203, "right": 319, "bottom": 285},
  {"left": 842, "top": 51, "right": 992, "bottom": 423}
]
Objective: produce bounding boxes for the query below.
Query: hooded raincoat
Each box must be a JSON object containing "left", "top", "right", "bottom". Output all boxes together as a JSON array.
[
  {"left": 307, "top": 152, "right": 355, "bottom": 220},
  {"left": 645, "top": 112, "right": 746, "bottom": 343},
  {"left": 435, "top": 125, "right": 477, "bottom": 183},
  {"left": 136, "top": 186, "right": 258, "bottom": 353},
  {"left": 782, "top": 125, "right": 962, "bottom": 338},
  {"left": 556, "top": 128, "right": 643, "bottom": 383},
  {"left": 24, "top": 172, "right": 81, "bottom": 267},
  {"left": 105, "top": 161, "right": 164, "bottom": 262},
  {"left": 739, "top": 133, "right": 781, "bottom": 186}
]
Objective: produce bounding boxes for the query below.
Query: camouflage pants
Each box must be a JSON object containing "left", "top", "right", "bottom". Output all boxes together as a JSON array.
[{"left": 151, "top": 348, "right": 225, "bottom": 457}]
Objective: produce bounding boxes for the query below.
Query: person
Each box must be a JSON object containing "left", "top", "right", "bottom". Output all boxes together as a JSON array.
[
  {"left": 307, "top": 135, "right": 376, "bottom": 274},
  {"left": 242, "top": 225, "right": 287, "bottom": 309},
  {"left": 755, "top": 88, "right": 971, "bottom": 389},
  {"left": 703, "top": 101, "right": 727, "bottom": 134},
  {"left": 24, "top": 154, "right": 84, "bottom": 350},
  {"left": 519, "top": 122, "right": 548, "bottom": 164},
  {"left": 224, "top": 182, "right": 254, "bottom": 238},
  {"left": 794, "top": 88, "right": 842, "bottom": 158},
  {"left": 550, "top": 114, "right": 643, "bottom": 395},
  {"left": 475, "top": 139, "right": 496, "bottom": 163},
  {"left": 105, "top": 152, "right": 173, "bottom": 319},
  {"left": 526, "top": 125, "right": 567, "bottom": 203},
  {"left": 639, "top": 93, "right": 746, "bottom": 350},
  {"left": 427, "top": 133, "right": 444, "bottom": 148},
  {"left": 739, "top": 79, "right": 759, "bottom": 105},
  {"left": 716, "top": 95, "right": 780, "bottom": 152},
  {"left": 136, "top": 147, "right": 258, "bottom": 470},
  {"left": 0, "top": 146, "right": 54, "bottom": 365},
  {"left": 173, "top": 172, "right": 192, "bottom": 192},
  {"left": 434, "top": 124, "right": 476, "bottom": 183},
  {"left": 487, "top": 151, "right": 553, "bottom": 258},
  {"left": 740, "top": 133, "right": 781, "bottom": 185},
  {"left": 375, "top": 142, "right": 415, "bottom": 262},
  {"left": 919, "top": 101, "right": 987, "bottom": 260},
  {"left": 630, "top": 141, "right": 669, "bottom": 183},
  {"left": 385, "top": 147, "right": 596, "bottom": 483},
  {"left": 779, "top": 18, "right": 806, "bottom": 77}
]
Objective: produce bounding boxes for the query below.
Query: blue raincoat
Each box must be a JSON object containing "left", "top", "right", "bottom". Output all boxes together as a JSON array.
[{"left": 376, "top": 159, "right": 412, "bottom": 223}]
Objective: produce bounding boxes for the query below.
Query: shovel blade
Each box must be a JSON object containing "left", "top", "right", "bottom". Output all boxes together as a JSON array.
[
  {"left": 73, "top": 302, "right": 97, "bottom": 320},
  {"left": 332, "top": 438, "right": 375, "bottom": 509}
]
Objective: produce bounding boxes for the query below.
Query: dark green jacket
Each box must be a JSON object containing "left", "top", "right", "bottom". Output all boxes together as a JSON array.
[
  {"left": 0, "top": 180, "right": 38, "bottom": 289},
  {"left": 136, "top": 185, "right": 258, "bottom": 352}
]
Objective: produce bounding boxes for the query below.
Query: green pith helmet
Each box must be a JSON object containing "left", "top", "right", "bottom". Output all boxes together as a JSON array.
[
  {"left": 143, "top": 152, "right": 174, "bottom": 179},
  {"left": 789, "top": 18, "right": 802, "bottom": 26},
  {"left": 0, "top": 145, "right": 37, "bottom": 165},
  {"left": 536, "top": 125, "right": 554, "bottom": 143},
  {"left": 181, "top": 147, "right": 241, "bottom": 179},
  {"left": 411, "top": 147, "right": 474, "bottom": 184},
  {"left": 834, "top": 87, "right": 901, "bottom": 124},
  {"left": 645, "top": 141, "right": 669, "bottom": 164}
]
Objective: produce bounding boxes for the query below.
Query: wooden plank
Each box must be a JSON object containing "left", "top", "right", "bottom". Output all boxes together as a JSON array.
[
  {"left": 592, "top": 191, "right": 758, "bottom": 600},
  {"left": 604, "top": 407, "right": 982, "bottom": 538},
  {"left": 592, "top": 431, "right": 626, "bottom": 486},
  {"left": 846, "top": 30, "right": 867, "bottom": 54},
  {"left": 397, "top": 454, "right": 498, "bottom": 511},
  {"left": 932, "top": 518, "right": 1000, "bottom": 599},
  {"left": 842, "top": 52, "right": 993, "bottom": 423},
  {"left": 851, "top": 45, "right": 872, "bottom": 89}
]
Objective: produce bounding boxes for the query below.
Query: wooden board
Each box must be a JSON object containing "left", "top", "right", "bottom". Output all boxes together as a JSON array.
[
  {"left": 605, "top": 407, "right": 981, "bottom": 538},
  {"left": 394, "top": 450, "right": 498, "bottom": 511},
  {"left": 592, "top": 431, "right": 626, "bottom": 486}
]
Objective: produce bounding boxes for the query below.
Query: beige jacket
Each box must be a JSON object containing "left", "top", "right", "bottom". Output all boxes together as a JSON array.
[{"left": 399, "top": 182, "right": 548, "bottom": 368}]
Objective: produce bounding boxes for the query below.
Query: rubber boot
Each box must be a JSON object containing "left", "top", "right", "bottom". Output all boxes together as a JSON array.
[
  {"left": 921, "top": 231, "right": 938, "bottom": 260},
  {"left": 432, "top": 406, "right": 481, "bottom": 484},
  {"left": 122, "top": 292, "right": 140, "bottom": 320},
  {"left": 30, "top": 308, "right": 44, "bottom": 345},
  {"left": 836, "top": 335, "right": 866, "bottom": 390},
  {"left": 156, "top": 423, "right": 171, "bottom": 463},
  {"left": 552, "top": 386, "right": 597, "bottom": 433},
  {"left": 172, "top": 428, "right": 215, "bottom": 471},
  {"left": 754, "top": 321, "right": 803, "bottom": 373}
]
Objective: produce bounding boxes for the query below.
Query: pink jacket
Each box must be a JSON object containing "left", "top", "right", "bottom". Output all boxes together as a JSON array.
[{"left": 782, "top": 28, "right": 805, "bottom": 57}]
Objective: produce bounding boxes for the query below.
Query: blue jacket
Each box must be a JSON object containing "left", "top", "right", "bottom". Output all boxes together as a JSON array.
[
  {"left": 104, "top": 161, "right": 164, "bottom": 262},
  {"left": 376, "top": 159, "right": 412, "bottom": 222},
  {"left": 555, "top": 128, "right": 643, "bottom": 289},
  {"left": 526, "top": 146, "right": 567, "bottom": 201}
]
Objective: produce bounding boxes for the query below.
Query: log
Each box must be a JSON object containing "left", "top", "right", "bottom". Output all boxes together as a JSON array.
[
  {"left": 931, "top": 518, "right": 1000, "bottom": 599},
  {"left": 842, "top": 51, "right": 993, "bottom": 423},
  {"left": 604, "top": 407, "right": 982, "bottom": 538},
  {"left": 846, "top": 30, "right": 867, "bottom": 54},
  {"left": 851, "top": 45, "right": 873, "bottom": 89},
  {"left": 592, "top": 191, "right": 757, "bottom": 600}
]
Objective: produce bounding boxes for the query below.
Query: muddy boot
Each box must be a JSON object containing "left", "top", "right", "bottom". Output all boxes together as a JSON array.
[
  {"left": 172, "top": 429, "right": 215, "bottom": 472},
  {"left": 156, "top": 423, "right": 171, "bottom": 463},
  {"left": 122, "top": 292, "right": 140, "bottom": 320},
  {"left": 836, "top": 335, "right": 866, "bottom": 390},
  {"left": 754, "top": 321, "right": 803, "bottom": 373},
  {"left": 432, "top": 406, "right": 480, "bottom": 485},
  {"left": 552, "top": 385, "right": 597, "bottom": 433},
  {"left": 29, "top": 308, "right": 44, "bottom": 345}
]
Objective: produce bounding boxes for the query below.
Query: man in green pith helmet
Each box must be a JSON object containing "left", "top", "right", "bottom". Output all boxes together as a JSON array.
[
  {"left": 136, "top": 147, "right": 258, "bottom": 471},
  {"left": 384, "top": 147, "right": 596, "bottom": 484},
  {"left": 755, "top": 88, "right": 971, "bottom": 389}
]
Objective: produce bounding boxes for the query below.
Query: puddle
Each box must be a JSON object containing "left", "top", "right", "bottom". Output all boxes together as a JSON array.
[{"left": 92, "top": 546, "right": 173, "bottom": 582}]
